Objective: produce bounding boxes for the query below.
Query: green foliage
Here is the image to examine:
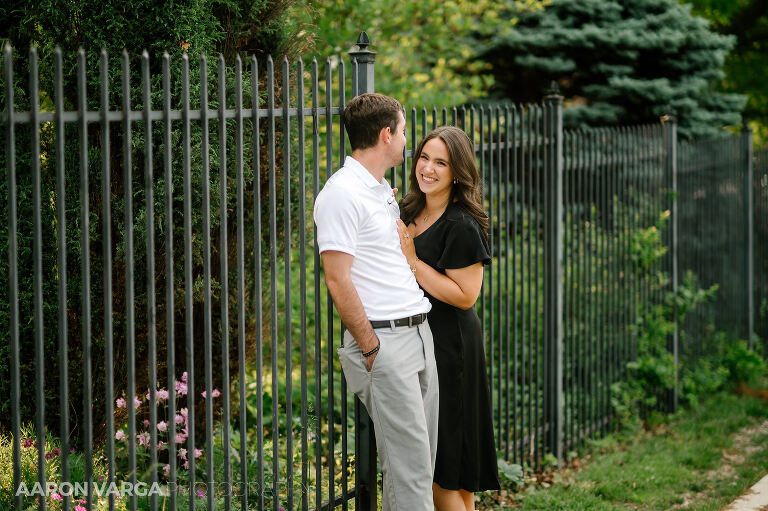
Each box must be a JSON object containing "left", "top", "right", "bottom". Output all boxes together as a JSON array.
[
  {"left": 612, "top": 209, "right": 718, "bottom": 424},
  {"left": 687, "top": 0, "right": 768, "bottom": 146},
  {"left": 497, "top": 458, "right": 525, "bottom": 487},
  {"left": 0, "top": 425, "right": 127, "bottom": 511},
  {"left": 0, "top": 0, "right": 313, "bottom": 450},
  {"left": 476, "top": 0, "right": 747, "bottom": 138},
  {"left": 722, "top": 339, "right": 765, "bottom": 387},
  {"left": 305, "top": 0, "right": 545, "bottom": 106}
]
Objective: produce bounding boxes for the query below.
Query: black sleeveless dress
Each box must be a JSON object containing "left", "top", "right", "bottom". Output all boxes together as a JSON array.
[{"left": 406, "top": 202, "right": 500, "bottom": 492}]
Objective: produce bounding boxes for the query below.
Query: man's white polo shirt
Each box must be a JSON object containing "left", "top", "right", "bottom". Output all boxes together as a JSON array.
[{"left": 314, "top": 156, "right": 431, "bottom": 320}]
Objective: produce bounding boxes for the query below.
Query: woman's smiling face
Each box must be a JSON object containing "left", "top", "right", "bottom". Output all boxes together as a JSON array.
[{"left": 415, "top": 137, "right": 454, "bottom": 197}]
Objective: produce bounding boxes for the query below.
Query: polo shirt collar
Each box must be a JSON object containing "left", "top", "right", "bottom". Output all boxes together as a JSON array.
[{"left": 345, "top": 156, "right": 389, "bottom": 190}]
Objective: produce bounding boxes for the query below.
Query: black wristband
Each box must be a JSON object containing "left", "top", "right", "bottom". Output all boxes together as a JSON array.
[{"left": 362, "top": 342, "right": 380, "bottom": 358}]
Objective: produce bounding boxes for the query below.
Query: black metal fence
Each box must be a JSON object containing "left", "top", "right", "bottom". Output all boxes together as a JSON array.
[{"left": 0, "top": 33, "right": 763, "bottom": 511}]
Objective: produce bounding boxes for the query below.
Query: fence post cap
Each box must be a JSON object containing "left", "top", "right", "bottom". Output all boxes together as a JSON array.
[
  {"left": 356, "top": 31, "right": 371, "bottom": 49},
  {"left": 350, "top": 31, "right": 376, "bottom": 59}
]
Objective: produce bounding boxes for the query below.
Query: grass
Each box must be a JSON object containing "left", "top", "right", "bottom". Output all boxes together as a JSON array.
[{"left": 483, "top": 391, "right": 768, "bottom": 510}]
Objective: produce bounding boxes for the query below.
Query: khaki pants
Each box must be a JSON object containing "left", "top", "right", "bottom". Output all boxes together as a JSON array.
[{"left": 338, "top": 320, "right": 439, "bottom": 511}]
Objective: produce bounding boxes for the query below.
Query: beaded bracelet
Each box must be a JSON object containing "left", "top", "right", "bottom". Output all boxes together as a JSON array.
[{"left": 362, "top": 342, "right": 380, "bottom": 358}]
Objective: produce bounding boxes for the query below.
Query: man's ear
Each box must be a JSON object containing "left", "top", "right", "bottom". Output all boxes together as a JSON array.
[{"left": 379, "top": 125, "right": 391, "bottom": 145}]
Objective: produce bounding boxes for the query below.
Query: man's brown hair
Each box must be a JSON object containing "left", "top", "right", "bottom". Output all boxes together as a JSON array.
[{"left": 343, "top": 93, "right": 403, "bottom": 151}]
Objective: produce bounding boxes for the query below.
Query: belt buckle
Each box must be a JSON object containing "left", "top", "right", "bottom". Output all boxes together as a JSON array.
[{"left": 408, "top": 315, "right": 414, "bottom": 328}]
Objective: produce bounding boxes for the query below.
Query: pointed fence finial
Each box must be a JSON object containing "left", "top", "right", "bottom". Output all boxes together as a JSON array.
[
  {"left": 547, "top": 80, "right": 560, "bottom": 96},
  {"left": 356, "top": 32, "right": 371, "bottom": 51}
]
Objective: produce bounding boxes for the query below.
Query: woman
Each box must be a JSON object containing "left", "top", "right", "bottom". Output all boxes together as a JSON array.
[{"left": 396, "top": 126, "right": 500, "bottom": 511}]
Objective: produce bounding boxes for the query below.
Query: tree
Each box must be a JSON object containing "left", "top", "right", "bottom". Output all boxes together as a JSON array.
[
  {"left": 307, "top": 0, "right": 544, "bottom": 107},
  {"left": 686, "top": 0, "right": 768, "bottom": 145},
  {"left": 0, "top": 0, "right": 312, "bottom": 446},
  {"left": 476, "top": 0, "right": 746, "bottom": 138}
]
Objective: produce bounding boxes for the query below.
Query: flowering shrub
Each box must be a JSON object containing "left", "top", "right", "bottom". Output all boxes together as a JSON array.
[
  {"left": 113, "top": 372, "right": 220, "bottom": 500},
  {"left": 0, "top": 424, "right": 127, "bottom": 511}
]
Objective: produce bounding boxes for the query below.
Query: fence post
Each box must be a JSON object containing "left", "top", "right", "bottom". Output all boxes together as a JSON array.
[
  {"left": 662, "top": 113, "right": 679, "bottom": 412},
  {"left": 348, "top": 31, "right": 377, "bottom": 511},
  {"left": 543, "top": 83, "right": 564, "bottom": 463},
  {"left": 744, "top": 120, "right": 755, "bottom": 349}
]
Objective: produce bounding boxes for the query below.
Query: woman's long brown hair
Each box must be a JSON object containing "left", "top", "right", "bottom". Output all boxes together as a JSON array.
[{"left": 400, "top": 126, "right": 489, "bottom": 238}]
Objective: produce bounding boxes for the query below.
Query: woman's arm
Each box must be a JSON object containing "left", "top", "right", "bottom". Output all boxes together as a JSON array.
[{"left": 396, "top": 219, "right": 484, "bottom": 310}]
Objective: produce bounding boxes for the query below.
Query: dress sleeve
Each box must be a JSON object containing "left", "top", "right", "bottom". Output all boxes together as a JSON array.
[{"left": 435, "top": 215, "right": 491, "bottom": 270}]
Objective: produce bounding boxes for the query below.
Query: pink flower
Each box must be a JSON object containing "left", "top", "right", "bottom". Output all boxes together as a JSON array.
[
  {"left": 197, "top": 490, "right": 205, "bottom": 498},
  {"left": 175, "top": 433, "right": 187, "bottom": 444},
  {"left": 163, "top": 464, "right": 170, "bottom": 476},
  {"left": 22, "top": 438, "right": 33, "bottom": 448},
  {"left": 45, "top": 452, "right": 54, "bottom": 460},
  {"left": 133, "top": 396, "right": 142, "bottom": 409},
  {"left": 115, "top": 397, "right": 126, "bottom": 408},
  {"left": 52, "top": 448, "right": 61, "bottom": 456},
  {"left": 78, "top": 500, "right": 86, "bottom": 504},
  {"left": 183, "top": 460, "right": 189, "bottom": 469},
  {"left": 193, "top": 448, "right": 203, "bottom": 459},
  {"left": 181, "top": 371, "right": 188, "bottom": 383},
  {"left": 158, "top": 441, "right": 168, "bottom": 450},
  {"left": 201, "top": 389, "right": 221, "bottom": 398},
  {"left": 157, "top": 421, "right": 168, "bottom": 432},
  {"left": 75, "top": 506, "right": 85, "bottom": 511},
  {"left": 51, "top": 493, "right": 62, "bottom": 501},
  {"left": 115, "top": 430, "right": 126, "bottom": 441},
  {"left": 175, "top": 414, "right": 185, "bottom": 425},
  {"left": 143, "top": 419, "right": 150, "bottom": 428},
  {"left": 156, "top": 389, "right": 169, "bottom": 402},
  {"left": 175, "top": 381, "right": 188, "bottom": 396},
  {"left": 137, "top": 432, "right": 150, "bottom": 448},
  {"left": 180, "top": 408, "right": 188, "bottom": 419}
]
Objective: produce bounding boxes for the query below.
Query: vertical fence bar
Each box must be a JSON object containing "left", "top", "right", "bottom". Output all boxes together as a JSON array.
[
  {"left": 339, "top": 58, "right": 350, "bottom": 511},
  {"left": 543, "top": 90, "right": 564, "bottom": 462},
  {"left": 311, "top": 56, "right": 323, "bottom": 511},
  {"left": 231, "top": 52, "right": 244, "bottom": 511},
  {"left": 478, "top": 106, "right": 486, "bottom": 338},
  {"left": 121, "top": 49, "right": 137, "bottom": 511},
  {"left": 141, "top": 50, "right": 159, "bottom": 511},
  {"left": 663, "top": 117, "right": 679, "bottom": 411},
  {"left": 324, "top": 56, "right": 335, "bottom": 508},
  {"left": 202, "top": 53, "right": 214, "bottom": 511},
  {"left": 520, "top": 104, "right": 533, "bottom": 463},
  {"left": 78, "top": 48, "right": 93, "bottom": 511},
  {"left": 267, "top": 55, "right": 280, "bottom": 511},
  {"left": 496, "top": 106, "right": 506, "bottom": 450},
  {"left": 282, "top": 55, "right": 295, "bottom": 510},
  {"left": 55, "top": 46, "right": 71, "bottom": 511},
  {"left": 100, "top": 47, "right": 113, "bottom": 511},
  {"left": 744, "top": 122, "right": 755, "bottom": 348},
  {"left": 511, "top": 104, "right": 519, "bottom": 463},
  {"left": 532, "top": 105, "right": 541, "bottom": 465},
  {"left": 496, "top": 106, "right": 504, "bottom": 450},
  {"left": 181, "top": 53, "right": 196, "bottom": 511},
  {"left": 161, "top": 52, "right": 177, "bottom": 511},
  {"left": 488, "top": 105, "right": 495, "bottom": 449},
  {"left": 586, "top": 128, "right": 595, "bottom": 439},
  {"left": 504, "top": 105, "right": 511, "bottom": 460},
  {"left": 296, "top": 56, "right": 309, "bottom": 511},
  {"left": 250, "top": 54, "right": 262, "bottom": 511},
  {"left": 4, "top": 42, "right": 22, "bottom": 511},
  {"left": 29, "top": 46, "right": 47, "bottom": 511},
  {"left": 598, "top": 127, "right": 607, "bottom": 435}
]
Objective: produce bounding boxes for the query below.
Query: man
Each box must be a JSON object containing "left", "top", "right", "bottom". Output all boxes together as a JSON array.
[{"left": 313, "top": 93, "right": 439, "bottom": 510}]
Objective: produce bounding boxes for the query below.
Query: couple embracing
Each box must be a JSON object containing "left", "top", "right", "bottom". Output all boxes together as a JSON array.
[{"left": 313, "top": 93, "right": 500, "bottom": 511}]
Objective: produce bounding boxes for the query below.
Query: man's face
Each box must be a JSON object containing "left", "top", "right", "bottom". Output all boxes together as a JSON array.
[{"left": 390, "top": 111, "right": 407, "bottom": 167}]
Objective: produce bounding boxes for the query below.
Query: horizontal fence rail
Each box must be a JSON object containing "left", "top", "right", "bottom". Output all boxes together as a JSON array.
[{"left": 1, "top": 34, "right": 764, "bottom": 511}]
